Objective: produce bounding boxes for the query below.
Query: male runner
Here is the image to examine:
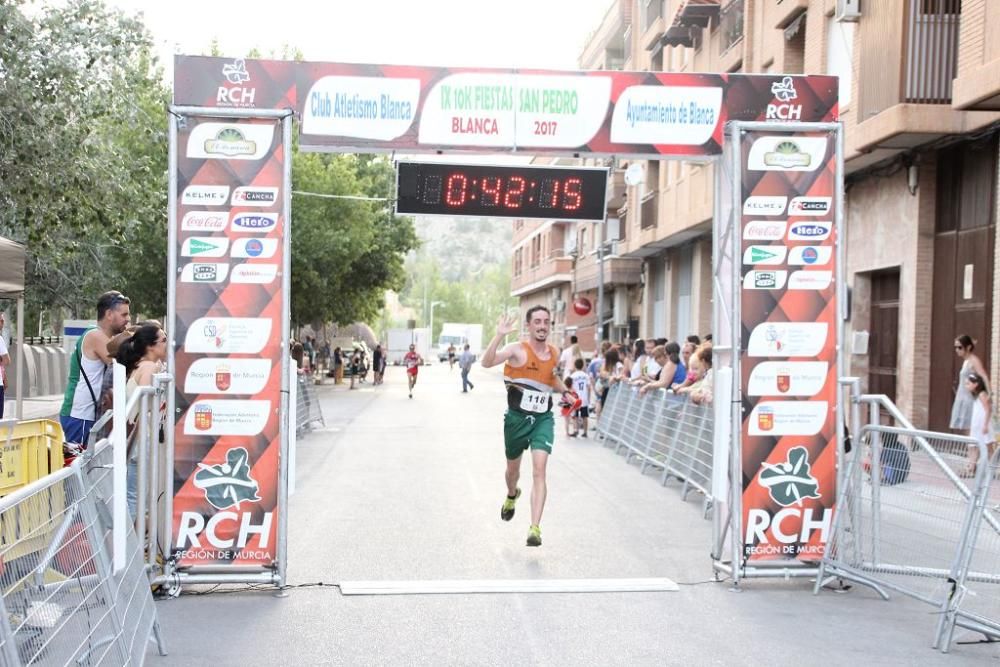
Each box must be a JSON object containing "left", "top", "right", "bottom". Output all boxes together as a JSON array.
[
  {"left": 403, "top": 343, "right": 422, "bottom": 399},
  {"left": 481, "top": 306, "right": 571, "bottom": 547}
]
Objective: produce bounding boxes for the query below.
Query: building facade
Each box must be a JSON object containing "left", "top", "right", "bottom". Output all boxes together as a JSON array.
[{"left": 511, "top": 0, "right": 1000, "bottom": 428}]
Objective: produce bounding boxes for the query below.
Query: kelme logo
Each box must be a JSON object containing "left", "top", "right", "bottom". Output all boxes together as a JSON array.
[
  {"left": 192, "top": 447, "right": 262, "bottom": 510},
  {"left": 759, "top": 446, "right": 821, "bottom": 507}
]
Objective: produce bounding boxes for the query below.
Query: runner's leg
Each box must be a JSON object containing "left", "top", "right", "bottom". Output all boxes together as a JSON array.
[
  {"left": 530, "top": 449, "right": 548, "bottom": 526},
  {"left": 505, "top": 456, "right": 521, "bottom": 497}
]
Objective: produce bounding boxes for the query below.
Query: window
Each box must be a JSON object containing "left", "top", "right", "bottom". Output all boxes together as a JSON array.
[
  {"left": 826, "top": 16, "right": 854, "bottom": 107},
  {"left": 783, "top": 13, "right": 806, "bottom": 74}
]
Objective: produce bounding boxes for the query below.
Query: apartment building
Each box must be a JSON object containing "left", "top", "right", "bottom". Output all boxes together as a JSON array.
[{"left": 511, "top": 0, "right": 1000, "bottom": 428}]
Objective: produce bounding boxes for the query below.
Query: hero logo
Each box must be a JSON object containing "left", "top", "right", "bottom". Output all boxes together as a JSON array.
[
  {"left": 231, "top": 212, "right": 278, "bottom": 233},
  {"left": 788, "top": 222, "right": 831, "bottom": 241},
  {"left": 745, "top": 447, "right": 832, "bottom": 554},
  {"left": 766, "top": 76, "right": 802, "bottom": 121},
  {"left": 788, "top": 196, "right": 831, "bottom": 216},
  {"left": 217, "top": 58, "right": 256, "bottom": 107},
  {"left": 232, "top": 187, "right": 278, "bottom": 207},
  {"left": 743, "top": 221, "right": 787, "bottom": 241}
]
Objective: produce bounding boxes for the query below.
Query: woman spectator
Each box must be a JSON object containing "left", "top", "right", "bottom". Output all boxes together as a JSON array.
[
  {"left": 638, "top": 343, "right": 687, "bottom": 396},
  {"left": 629, "top": 339, "right": 647, "bottom": 384},
  {"left": 333, "top": 347, "right": 344, "bottom": 384},
  {"left": 597, "top": 346, "right": 624, "bottom": 413},
  {"left": 951, "top": 334, "right": 989, "bottom": 434},
  {"left": 115, "top": 323, "right": 167, "bottom": 520}
]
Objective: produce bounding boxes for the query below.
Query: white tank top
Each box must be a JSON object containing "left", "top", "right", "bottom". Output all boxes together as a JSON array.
[{"left": 70, "top": 331, "right": 108, "bottom": 420}]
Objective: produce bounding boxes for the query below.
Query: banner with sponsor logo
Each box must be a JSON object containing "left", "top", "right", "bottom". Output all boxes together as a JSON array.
[
  {"left": 738, "top": 129, "right": 838, "bottom": 562},
  {"left": 174, "top": 56, "right": 838, "bottom": 157},
  {"left": 170, "top": 114, "right": 288, "bottom": 570}
]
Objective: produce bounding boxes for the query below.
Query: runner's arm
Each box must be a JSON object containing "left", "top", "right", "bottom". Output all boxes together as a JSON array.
[{"left": 481, "top": 313, "right": 520, "bottom": 368}]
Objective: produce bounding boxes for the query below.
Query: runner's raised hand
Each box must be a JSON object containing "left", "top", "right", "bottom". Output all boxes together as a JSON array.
[{"left": 496, "top": 312, "right": 518, "bottom": 337}]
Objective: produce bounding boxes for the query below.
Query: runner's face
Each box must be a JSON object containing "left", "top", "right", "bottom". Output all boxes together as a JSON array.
[{"left": 529, "top": 312, "right": 550, "bottom": 341}]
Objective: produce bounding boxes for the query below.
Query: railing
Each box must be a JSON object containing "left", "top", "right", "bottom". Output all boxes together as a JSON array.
[
  {"left": 719, "top": 0, "right": 744, "bottom": 55},
  {"left": 0, "top": 438, "right": 167, "bottom": 665},
  {"left": 295, "top": 373, "right": 325, "bottom": 436},
  {"left": 816, "top": 380, "right": 1000, "bottom": 653},
  {"left": 595, "top": 383, "right": 714, "bottom": 515},
  {"left": 904, "top": 0, "right": 960, "bottom": 104}
]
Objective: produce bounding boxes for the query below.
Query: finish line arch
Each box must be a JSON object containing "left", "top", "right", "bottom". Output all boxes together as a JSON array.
[{"left": 160, "top": 55, "right": 843, "bottom": 589}]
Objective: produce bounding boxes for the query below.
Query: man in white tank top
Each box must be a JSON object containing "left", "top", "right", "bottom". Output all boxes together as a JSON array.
[{"left": 60, "top": 291, "right": 131, "bottom": 446}]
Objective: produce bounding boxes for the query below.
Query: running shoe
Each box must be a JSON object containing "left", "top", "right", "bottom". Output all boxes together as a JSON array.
[
  {"left": 500, "top": 488, "right": 521, "bottom": 521},
  {"left": 526, "top": 524, "right": 542, "bottom": 547}
]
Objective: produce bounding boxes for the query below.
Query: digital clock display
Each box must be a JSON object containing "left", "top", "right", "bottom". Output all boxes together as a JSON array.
[{"left": 395, "top": 162, "right": 608, "bottom": 222}]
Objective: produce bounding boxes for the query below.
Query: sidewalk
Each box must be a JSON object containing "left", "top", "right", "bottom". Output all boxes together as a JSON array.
[{"left": 152, "top": 365, "right": 999, "bottom": 666}]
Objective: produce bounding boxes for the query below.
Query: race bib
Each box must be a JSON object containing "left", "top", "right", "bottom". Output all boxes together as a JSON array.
[{"left": 519, "top": 388, "right": 550, "bottom": 414}]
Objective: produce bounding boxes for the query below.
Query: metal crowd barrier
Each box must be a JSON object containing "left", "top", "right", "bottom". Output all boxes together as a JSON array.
[
  {"left": 595, "top": 383, "right": 714, "bottom": 514},
  {"left": 0, "top": 439, "right": 166, "bottom": 665},
  {"left": 295, "top": 374, "right": 325, "bottom": 435},
  {"left": 816, "top": 384, "right": 1000, "bottom": 654}
]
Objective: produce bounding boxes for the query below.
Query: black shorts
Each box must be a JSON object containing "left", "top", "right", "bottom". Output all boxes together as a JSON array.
[{"left": 573, "top": 406, "right": 590, "bottom": 419}]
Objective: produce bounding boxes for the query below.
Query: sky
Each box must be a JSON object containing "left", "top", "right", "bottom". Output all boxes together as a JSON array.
[{"left": 106, "top": 0, "right": 616, "bottom": 78}]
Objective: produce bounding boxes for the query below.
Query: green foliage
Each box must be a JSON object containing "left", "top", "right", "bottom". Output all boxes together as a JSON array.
[{"left": 0, "top": 1, "right": 416, "bottom": 333}]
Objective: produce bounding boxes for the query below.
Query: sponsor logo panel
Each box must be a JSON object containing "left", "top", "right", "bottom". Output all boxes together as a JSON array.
[
  {"left": 747, "top": 136, "right": 827, "bottom": 172},
  {"left": 743, "top": 196, "right": 787, "bottom": 216},
  {"left": 183, "top": 400, "right": 271, "bottom": 437},
  {"left": 181, "top": 211, "right": 229, "bottom": 232},
  {"left": 787, "top": 222, "right": 831, "bottom": 242},
  {"left": 747, "top": 361, "right": 829, "bottom": 396},
  {"left": 187, "top": 122, "right": 274, "bottom": 160},
  {"left": 742, "top": 270, "right": 788, "bottom": 290},
  {"left": 217, "top": 58, "right": 257, "bottom": 108},
  {"left": 742, "top": 245, "right": 787, "bottom": 265},
  {"left": 184, "top": 358, "right": 272, "bottom": 395},
  {"left": 787, "top": 246, "right": 833, "bottom": 266},
  {"left": 743, "top": 220, "right": 787, "bottom": 241},
  {"left": 181, "top": 186, "right": 229, "bottom": 207},
  {"left": 748, "top": 401, "right": 829, "bottom": 436},
  {"left": 231, "top": 212, "right": 279, "bottom": 233},
  {"left": 231, "top": 238, "right": 279, "bottom": 258},
  {"left": 747, "top": 322, "right": 828, "bottom": 357},
  {"left": 180, "top": 263, "right": 230, "bottom": 284},
  {"left": 183, "top": 317, "right": 273, "bottom": 354},
  {"left": 231, "top": 186, "right": 278, "bottom": 207},
  {"left": 788, "top": 196, "right": 831, "bottom": 216},
  {"left": 230, "top": 264, "right": 279, "bottom": 284},
  {"left": 788, "top": 270, "right": 833, "bottom": 290},
  {"left": 182, "top": 237, "right": 230, "bottom": 257}
]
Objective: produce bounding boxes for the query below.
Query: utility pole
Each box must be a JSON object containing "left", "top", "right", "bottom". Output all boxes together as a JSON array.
[{"left": 596, "top": 213, "right": 605, "bottom": 351}]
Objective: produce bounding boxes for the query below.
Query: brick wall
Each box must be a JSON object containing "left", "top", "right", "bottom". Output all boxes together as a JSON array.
[{"left": 956, "top": 0, "right": 986, "bottom": 77}]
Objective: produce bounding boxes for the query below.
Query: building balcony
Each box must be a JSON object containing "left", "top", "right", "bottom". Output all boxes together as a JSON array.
[
  {"left": 952, "top": 3, "right": 1000, "bottom": 112},
  {"left": 607, "top": 169, "right": 626, "bottom": 210},
  {"left": 511, "top": 255, "right": 574, "bottom": 297},
  {"left": 574, "top": 252, "right": 643, "bottom": 293},
  {"left": 719, "top": 0, "right": 744, "bottom": 56},
  {"left": 639, "top": 193, "right": 657, "bottom": 230},
  {"left": 770, "top": 0, "right": 806, "bottom": 29},
  {"left": 661, "top": 0, "right": 719, "bottom": 48},
  {"left": 640, "top": 0, "right": 665, "bottom": 51}
]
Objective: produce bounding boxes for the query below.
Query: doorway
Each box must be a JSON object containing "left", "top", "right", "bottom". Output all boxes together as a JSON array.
[
  {"left": 869, "top": 269, "right": 900, "bottom": 404},
  {"left": 929, "top": 137, "right": 997, "bottom": 432}
]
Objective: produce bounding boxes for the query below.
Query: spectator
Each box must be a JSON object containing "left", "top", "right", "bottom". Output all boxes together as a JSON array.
[
  {"left": 569, "top": 358, "right": 593, "bottom": 438},
  {"left": 333, "top": 347, "right": 344, "bottom": 384},
  {"left": 60, "top": 291, "right": 131, "bottom": 447},
  {"left": 629, "top": 339, "right": 647, "bottom": 384},
  {"left": 686, "top": 334, "right": 701, "bottom": 346},
  {"left": 349, "top": 349, "right": 362, "bottom": 390},
  {"left": 303, "top": 336, "right": 315, "bottom": 374},
  {"left": 597, "top": 346, "right": 624, "bottom": 413},
  {"left": 459, "top": 343, "right": 475, "bottom": 392},
  {"left": 0, "top": 312, "right": 9, "bottom": 419},
  {"left": 560, "top": 376, "right": 582, "bottom": 437},
  {"left": 951, "top": 334, "right": 989, "bottom": 434},
  {"left": 291, "top": 340, "right": 305, "bottom": 374},
  {"left": 639, "top": 343, "right": 685, "bottom": 397},
  {"left": 558, "top": 335, "right": 583, "bottom": 382},
  {"left": 678, "top": 343, "right": 713, "bottom": 405},
  {"left": 372, "top": 344, "right": 385, "bottom": 385},
  {"left": 115, "top": 323, "right": 167, "bottom": 519}
]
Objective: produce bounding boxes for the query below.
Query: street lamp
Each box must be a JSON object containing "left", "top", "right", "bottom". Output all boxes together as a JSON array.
[{"left": 429, "top": 301, "right": 446, "bottom": 342}]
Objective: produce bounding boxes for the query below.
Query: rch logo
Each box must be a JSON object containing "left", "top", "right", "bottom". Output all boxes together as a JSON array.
[
  {"left": 218, "top": 58, "right": 256, "bottom": 107},
  {"left": 759, "top": 446, "right": 821, "bottom": 507},
  {"left": 193, "top": 447, "right": 262, "bottom": 510},
  {"left": 766, "top": 76, "right": 802, "bottom": 120}
]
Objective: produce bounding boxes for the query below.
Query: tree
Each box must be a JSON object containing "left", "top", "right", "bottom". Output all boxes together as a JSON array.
[{"left": 0, "top": 0, "right": 170, "bottom": 324}]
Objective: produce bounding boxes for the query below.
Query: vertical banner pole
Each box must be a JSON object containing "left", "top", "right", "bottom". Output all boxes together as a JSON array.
[
  {"left": 165, "top": 108, "right": 179, "bottom": 573},
  {"left": 112, "top": 360, "right": 127, "bottom": 573},
  {"left": 277, "top": 112, "right": 293, "bottom": 588},
  {"left": 597, "top": 215, "right": 605, "bottom": 346},
  {"left": 728, "top": 123, "right": 744, "bottom": 584},
  {"left": 834, "top": 124, "right": 847, "bottom": 496}
]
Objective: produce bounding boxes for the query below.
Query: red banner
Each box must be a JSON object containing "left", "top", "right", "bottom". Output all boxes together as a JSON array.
[
  {"left": 738, "top": 130, "right": 838, "bottom": 561},
  {"left": 171, "top": 116, "right": 287, "bottom": 568},
  {"left": 174, "top": 56, "right": 838, "bottom": 157}
]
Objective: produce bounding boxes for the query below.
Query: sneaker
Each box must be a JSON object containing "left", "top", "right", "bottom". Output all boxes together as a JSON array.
[
  {"left": 500, "top": 488, "right": 521, "bottom": 521},
  {"left": 526, "top": 524, "right": 542, "bottom": 547}
]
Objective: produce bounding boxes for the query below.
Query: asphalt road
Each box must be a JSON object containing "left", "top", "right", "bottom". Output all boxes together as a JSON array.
[{"left": 152, "top": 363, "right": 1000, "bottom": 666}]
